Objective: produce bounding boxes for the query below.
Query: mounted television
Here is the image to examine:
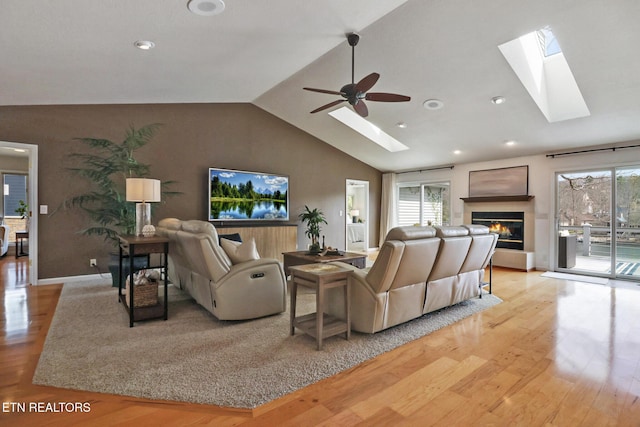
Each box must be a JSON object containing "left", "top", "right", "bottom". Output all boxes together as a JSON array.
[{"left": 208, "top": 167, "right": 289, "bottom": 221}]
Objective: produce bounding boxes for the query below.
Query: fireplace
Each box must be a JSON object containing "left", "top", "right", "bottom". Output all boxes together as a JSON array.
[{"left": 472, "top": 211, "right": 524, "bottom": 250}]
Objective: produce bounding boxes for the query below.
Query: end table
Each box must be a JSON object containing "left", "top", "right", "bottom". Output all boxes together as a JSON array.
[
  {"left": 289, "top": 263, "right": 351, "bottom": 350},
  {"left": 118, "top": 235, "right": 169, "bottom": 327}
]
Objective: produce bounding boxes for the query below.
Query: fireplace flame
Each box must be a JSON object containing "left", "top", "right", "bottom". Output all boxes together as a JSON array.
[{"left": 489, "top": 223, "right": 512, "bottom": 237}]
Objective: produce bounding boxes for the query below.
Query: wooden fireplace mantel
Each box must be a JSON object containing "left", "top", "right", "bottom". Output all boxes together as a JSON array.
[{"left": 460, "top": 195, "right": 535, "bottom": 203}]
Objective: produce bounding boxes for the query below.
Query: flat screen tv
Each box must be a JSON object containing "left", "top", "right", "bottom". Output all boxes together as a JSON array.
[{"left": 208, "top": 167, "right": 289, "bottom": 221}]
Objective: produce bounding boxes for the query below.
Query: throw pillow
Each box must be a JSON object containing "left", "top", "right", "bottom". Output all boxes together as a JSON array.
[
  {"left": 218, "top": 233, "right": 242, "bottom": 245},
  {"left": 220, "top": 237, "right": 260, "bottom": 264}
]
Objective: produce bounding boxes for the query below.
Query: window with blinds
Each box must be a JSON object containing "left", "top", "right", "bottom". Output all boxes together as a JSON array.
[{"left": 397, "top": 182, "right": 450, "bottom": 227}]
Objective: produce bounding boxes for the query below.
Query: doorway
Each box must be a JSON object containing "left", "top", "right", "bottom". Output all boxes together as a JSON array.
[
  {"left": 0, "top": 141, "right": 37, "bottom": 285},
  {"left": 555, "top": 166, "right": 640, "bottom": 279},
  {"left": 346, "top": 179, "right": 369, "bottom": 253}
]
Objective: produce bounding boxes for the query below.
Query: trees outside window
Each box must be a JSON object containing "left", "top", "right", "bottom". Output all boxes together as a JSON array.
[{"left": 398, "top": 182, "right": 450, "bottom": 227}]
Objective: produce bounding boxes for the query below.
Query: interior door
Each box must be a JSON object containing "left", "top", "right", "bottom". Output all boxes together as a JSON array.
[{"left": 345, "top": 179, "right": 369, "bottom": 253}]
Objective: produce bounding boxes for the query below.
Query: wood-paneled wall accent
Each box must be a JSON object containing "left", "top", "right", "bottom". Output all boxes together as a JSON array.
[{"left": 216, "top": 224, "right": 297, "bottom": 261}]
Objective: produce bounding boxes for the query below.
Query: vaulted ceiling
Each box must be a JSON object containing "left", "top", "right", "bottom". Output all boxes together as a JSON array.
[{"left": 3, "top": 0, "right": 640, "bottom": 171}]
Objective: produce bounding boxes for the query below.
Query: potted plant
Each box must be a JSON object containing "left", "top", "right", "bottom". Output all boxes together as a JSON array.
[
  {"left": 298, "top": 205, "right": 327, "bottom": 254},
  {"left": 15, "top": 199, "right": 29, "bottom": 230},
  {"left": 64, "top": 123, "right": 178, "bottom": 286}
]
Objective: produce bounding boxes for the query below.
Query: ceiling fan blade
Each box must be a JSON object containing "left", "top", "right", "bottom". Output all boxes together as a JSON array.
[
  {"left": 354, "top": 72, "right": 380, "bottom": 93},
  {"left": 353, "top": 100, "right": 369, "bottom": 117},
  {"left": 365, "top": 92, "right": 411, "bottom": 102},
  {"left": 310, "top": 99, "right": 346, "bottom": 114},
  {"left": 303, "top": 87, "right": 344, "bottom": 96}
]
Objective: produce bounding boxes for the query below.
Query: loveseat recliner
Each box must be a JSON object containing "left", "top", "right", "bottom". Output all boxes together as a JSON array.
[
  {"left": 156, "top": 218, "right": 286, "bottom": 320},
  {"left": 327, "top": 224, "right": 497, "bottom": 333}
]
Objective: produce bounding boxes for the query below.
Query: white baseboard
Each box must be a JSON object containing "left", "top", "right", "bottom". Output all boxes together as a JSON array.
[{"left": 37, "top": 273, "right": 112, "bottom": 286}]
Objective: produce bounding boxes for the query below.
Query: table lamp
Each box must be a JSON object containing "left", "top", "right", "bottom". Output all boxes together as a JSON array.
[
  {"left": 126, "top": 178, "right": 161, "bottom": 236},
  {"left": 350, "top": 209, "right": 360, "bottom": 223}
]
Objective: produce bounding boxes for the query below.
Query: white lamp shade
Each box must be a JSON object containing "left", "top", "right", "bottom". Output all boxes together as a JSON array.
[
  {"left": 126, "top": 178, "right": 161, "bottom": 202},
  {"left": 350, "top": 210, "right": 360, "bottom": 217}
]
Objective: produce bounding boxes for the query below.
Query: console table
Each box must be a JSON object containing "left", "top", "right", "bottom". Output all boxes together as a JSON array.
[
  {"left": 118, "top": 235, "right": 169, "bottom": 327},
  {"left": 216, "top": 224, "right": 297, "bottom": 262},
  {"left": 15, "top": 231, "right": 28, "bottom": 258}
]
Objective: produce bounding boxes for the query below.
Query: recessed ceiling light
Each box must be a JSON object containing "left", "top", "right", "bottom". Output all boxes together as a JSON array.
[
  {"left": 423, "top": 99, "right": 444, "bottom": 110},
  {"left": 187, "top": 0, "right": 225, "bottom": 16},
  {"left": 505, "top": 140, "right": 516, "bottom": 146},
  {"left": 134, "top": 40, "right": 155, "bottom": 50},
  {"left": 491, "top": 96, "right": 506, "bottom": 105},
  {"left": 395, "top": 121, "right": 407, "bottom": 128},
  {"left": 453, "top": 150, "right": 461, "bottom": 155}
]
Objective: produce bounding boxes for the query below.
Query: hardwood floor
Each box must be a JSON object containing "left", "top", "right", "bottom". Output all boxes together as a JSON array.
[{"left": 2, "top": 257, "right": 640, "bottom": 426}]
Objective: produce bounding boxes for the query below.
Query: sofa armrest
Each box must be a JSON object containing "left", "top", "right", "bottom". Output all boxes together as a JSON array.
[
  {"left": 211, "top": 257, "right": 287, "bottom": 320},
  {"left": 327, "top": 261, "right": 386, "bottom": 333},
  {"left": 214, "top": 257, "right": 285, "bottom": 289},
  {"left": 329, "top": 261, "right": 377, "bottom": 298}
]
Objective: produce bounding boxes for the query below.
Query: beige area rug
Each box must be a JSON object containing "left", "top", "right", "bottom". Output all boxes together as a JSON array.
[{"left": 33, "top": 280, "right": 502, "bottom": 409}]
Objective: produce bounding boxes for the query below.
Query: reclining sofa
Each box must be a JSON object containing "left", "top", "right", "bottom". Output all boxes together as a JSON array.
[
  {"left": 156, "top": 218, "right": 286, "bottom": 320},
  {"left": 327, "top": 224, "right": 497, "bottom": 333}
]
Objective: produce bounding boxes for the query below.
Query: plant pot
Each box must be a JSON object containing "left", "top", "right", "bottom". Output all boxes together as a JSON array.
[
  {"left": 307, "top": 243, "right": 322, "bottom": 255},
  {"left": 108, "top": 252, "right": 150, "bottom": 288}
]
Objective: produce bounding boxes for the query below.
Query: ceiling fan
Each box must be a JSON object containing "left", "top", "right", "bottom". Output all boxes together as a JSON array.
[{"left": 304, "top": 33, "right": 411, "bottom": 118}]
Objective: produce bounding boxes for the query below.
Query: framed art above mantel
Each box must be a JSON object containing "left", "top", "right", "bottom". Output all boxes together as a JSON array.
[{"left": 467, "top": 165, "right": 530, "bottom": 198}]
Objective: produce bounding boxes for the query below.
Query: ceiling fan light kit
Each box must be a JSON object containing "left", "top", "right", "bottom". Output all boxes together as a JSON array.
[{"left": 304, "top": 33, "right": 411, "bottom": 118}]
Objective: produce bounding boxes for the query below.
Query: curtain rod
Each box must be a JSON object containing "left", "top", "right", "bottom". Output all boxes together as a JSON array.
[
  {"left": 546, "top": 143, "right": 640, "bottom": 158},
  {"left": 396, "top": 165, "right": 454, "bottom": 175}
]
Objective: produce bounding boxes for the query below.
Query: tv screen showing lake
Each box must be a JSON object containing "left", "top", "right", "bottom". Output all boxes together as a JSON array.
[{"left": 209, "top": 168, "right": 289, "bottom": 221}]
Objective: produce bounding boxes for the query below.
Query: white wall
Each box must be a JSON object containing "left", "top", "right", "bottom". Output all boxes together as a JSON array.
[{"left": 396, "top": 141, "right": 640, "bottom": 270}]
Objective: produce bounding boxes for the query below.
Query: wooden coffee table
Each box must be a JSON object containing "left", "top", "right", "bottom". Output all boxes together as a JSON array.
[
  {"left": 289, "top": 263, "right": 351, "bottom": 350},
  {"left": 282, "top": 250, "right": 367, "bottom": 277}
]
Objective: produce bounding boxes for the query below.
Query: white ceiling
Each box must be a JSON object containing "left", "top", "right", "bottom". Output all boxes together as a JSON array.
[{"left": 3, "top": 0, "right": 640, "bottom": 172}]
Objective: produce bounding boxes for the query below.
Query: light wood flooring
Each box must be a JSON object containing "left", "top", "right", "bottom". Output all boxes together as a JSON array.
[{"left": 1, "top": 257, "right": 640, "bottom": 426}]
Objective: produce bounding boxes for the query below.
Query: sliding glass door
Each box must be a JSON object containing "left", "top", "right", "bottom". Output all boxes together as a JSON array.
[
  {"left": 556, "top": 166, "right": 640, "bottom": 279},
  {"left": 615, "top": 167, "right": 640, "bottom": 278}
]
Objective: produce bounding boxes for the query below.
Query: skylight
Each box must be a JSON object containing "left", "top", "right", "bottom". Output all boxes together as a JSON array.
[
  {"left": 537, "top": 26, "right": 562, "bottom": 57},
  {"left": 499, "top": 26, "right": 590, "bottom": 123},
  {"left": 328, "top": 107, "right": 409, "bottom": 152}
]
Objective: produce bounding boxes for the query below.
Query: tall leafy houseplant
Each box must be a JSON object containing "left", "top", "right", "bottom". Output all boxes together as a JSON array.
[
  {"left": 298, "top": 205, "right": 327, "bottom": 254},
  {"left": 65, "top": 123, "right": 167, "bottom": 246},
  {"left": 65, "top": 124, "right": 177, "bottom": 286}
]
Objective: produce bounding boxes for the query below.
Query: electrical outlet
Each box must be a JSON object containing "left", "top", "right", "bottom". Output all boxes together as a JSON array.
[{"left": 90, "top": 258, "right": 97, "bottom": 267}]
